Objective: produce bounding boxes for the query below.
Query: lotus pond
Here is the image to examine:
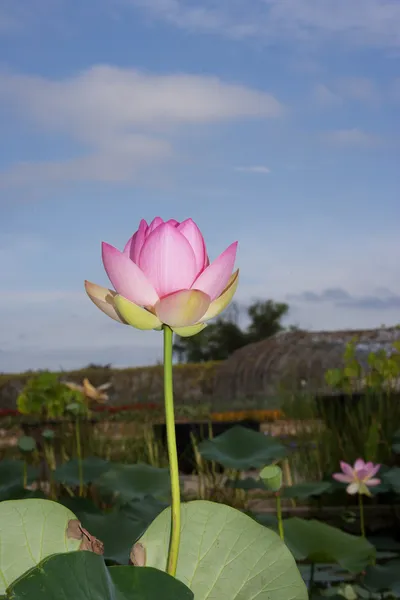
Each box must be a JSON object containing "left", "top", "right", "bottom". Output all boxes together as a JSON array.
[{"left": 1, "top": 421, "right": 400, "bottom": 599}]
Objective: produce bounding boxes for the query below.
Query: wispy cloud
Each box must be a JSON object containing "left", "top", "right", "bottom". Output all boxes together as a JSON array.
[
  {"left": 0, "top": 66, "right": 283, "bottom": 186},
  {"left": 0, "top": 0, "right": 60, "bottom": 35},
  {"left": 313, "top": 84, "right": 343, "bottom": 107},
  {"left": 288, "top": 287, "right": 400, "bottom": 310},
  {"left": 313, "top": 77, "right": 380, "bottom": 108},
  {"left": 336, "top": 77, "right": 381, "bottom": 105},
  {"left": 122, "top": 0, "right": 400, "bottom": 49},
  {"left": 235, "top": 165, "right": 271, "bottom": 174},
  {"left": 323, "top": 128, "right": 381, "bottom": 147}
]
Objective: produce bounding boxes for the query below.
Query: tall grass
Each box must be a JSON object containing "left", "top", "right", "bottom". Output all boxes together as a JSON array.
[{"left": 281, "top": 387, "right": 400, "bottom": 482}]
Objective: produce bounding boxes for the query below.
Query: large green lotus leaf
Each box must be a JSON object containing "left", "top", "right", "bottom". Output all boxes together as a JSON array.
[
  {"left": 120, "top": 496, "right": 168, "bottom": 524},
  {"left": 95, "top": 463, "right": 170, "bottom": 504},
  {"left": 2, "top": 551, "right": 193, "bottom": 600},
  {"left": 252, "top": 512, "right": 278, "bottom": 528},
  {"left": 226, "top": 477, "right": 267, "bottom": 490},
  {"left": 79, "top": 511, "right": 152, "bottom": 565},
  {"left": 299, "top": 563, "right": 352, "bottom": 584},
  {"left": 58, "top": 496, "right": 103, "bottom": 515},
  {"left": 59, "top": 496, "right": 167, "bottom": 565},
  {"left": 54, "top": 457, "right": 110, "bottom": 487},
  {"left": 58, "top": 496, "right": 167, "bottom": 565},
  {"left": 0, "top": 460, "right": 39, "bottom": 501},
  {"left": 363, "top": 560, "right": 400, "bottom": 592},
  {"left": 198, "top": 426, "right": 287, "bottom": 470},
  {"left": 383, "top": 467, "right": 400, "bottom": 493},
  {"left": 282, "top": 482, "right": 333, "bottom": 499},
  {"left": 139, "top": 500, "right": 307, "bottom": 600},
  {"left": 282, "top": 518, "right": 375, "bottom": 572},
  {"left": 0, "top": 499, "right": 81, "bottom": 594}
]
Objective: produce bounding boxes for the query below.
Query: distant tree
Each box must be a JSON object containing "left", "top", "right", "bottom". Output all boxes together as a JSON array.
[
  {"left": 245, "top": 300, "right": 289, "bottom": 343},
  {"left": 173, "top": 299, "right": 292, "bottom": 363}
]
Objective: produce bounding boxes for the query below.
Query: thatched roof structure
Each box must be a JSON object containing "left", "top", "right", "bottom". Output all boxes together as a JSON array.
[{"left": 213, "top": 326, "right": 400, "bottom": 403}]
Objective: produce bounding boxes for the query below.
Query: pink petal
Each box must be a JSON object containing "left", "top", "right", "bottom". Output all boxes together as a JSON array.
[
  {"left": 123, "top": 232, "right": 136, "bottom": 256},
  {"left": 354, "top": 458, "right": 366, "bottom": 472},
  {"left": 177, "top": 218, "right": 206, "bottom": 275},
  {"left": 366, "top": 478, "right": 381, "bottom": 487},
  {"left": 102, "top": 242, "right": 159, "bottom": 307},
  {"left": 123, "top": 219, "right": 148, "bottom": 264},
  {"left": 191, "top": 242, "right": 238, "bottom": 302},
  {"left": 340, "top": 461, "right": 354, "bottom": 477},
  {"left": 357, "top": 468, "right": 371, "bottom": 481},
  {"left": 166, "top": 219, "right": 179, "bottom": 227},
  {"left": 138, "top": 223, "right": 197, "bottom": 297},
  {"left": 359, "top": 463, "right": 380, "bottom": 481},
  {"left": 366, "top": 463, "right": 380, "bottom": 478},
  {"left": 333, "top": 473, "right": 353, "bottom": 483},
  {"left": 155, "top": 289, "right": 210, "bottom": 327},
  {"left": 147, "top": 216, "right": 164, "bottom": 236}
]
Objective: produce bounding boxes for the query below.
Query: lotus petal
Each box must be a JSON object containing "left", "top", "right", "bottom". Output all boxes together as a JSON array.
[
  {"left": 192, "top": 241, "right": 238, "bottom": 301},
  {"left": 366, "top": 478, "right": 381, "bottom": 486},
  {"left": 340, "top": 461, "right": 354, "bottom": 477},
  {"left": 113, "top": 295, "right": 162, "bottom": 330},
  {"left": 139, "top": 223, "right": 197, "bottom": 297},
  {"left": 359, "top": 482, "right": 372, "bottom": 496},
  {"left": 64, "top": 382, "right": 84, "bottom": 392},
  {"left": 123, "top": 219, "right": 148, "bottom": 263},
  {"left": 365, "top": 463, "right": 380, "bottom": 478},
  {"left": 346, "top": 482, "right": 360, "bottom": 495},
  {"left": 333, "top": 473, "right": 353, "bottom": 483},
  {"left": 147, "top": 216, "right": 164, "bottom": 235},
  {"left": 177, "top": 218, "right": 206, "bottom": 274},
  {"left": 354, "top": 458, "right": 366, "bottom": 472},
  {"left": 102, "top": 242, "right": 159, "bottom": 306},
  {"left": 84, "top": 280, "right": 126, "bottom": 324},
  {"left": 200, "top": 270, "right": 239, "bottom": 322},
  {"left": 171, "top": 323, "right": 207, "bottom": 337},
  {"left": 155, "top": 289, "right": 210, "bottom": 327},
  {"left": 82, "top": 378, "right": 103, "bottom": 400}
]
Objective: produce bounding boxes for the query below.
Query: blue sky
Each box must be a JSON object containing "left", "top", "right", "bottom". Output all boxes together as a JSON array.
[{"left": 0, "top": 0, "right": 399, "bottom": 372}]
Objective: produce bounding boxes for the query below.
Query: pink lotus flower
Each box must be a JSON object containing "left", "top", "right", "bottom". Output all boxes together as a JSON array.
[
  {"left": 333, "top": 459, "right": 381, "bottom": 496},
  {"left": 85, "top": 217, "right": 238, "bottom": 336}
]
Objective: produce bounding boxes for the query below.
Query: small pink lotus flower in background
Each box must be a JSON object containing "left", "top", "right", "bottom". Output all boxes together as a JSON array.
[
  {"left": 333, "top": 459, "right": 381, "bottom": 496},
  {"left": 85, "top": 217, "right": 238, "bottom": 337}
]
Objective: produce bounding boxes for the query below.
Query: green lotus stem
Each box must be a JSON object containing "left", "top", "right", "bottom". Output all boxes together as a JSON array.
[
  {"left": 75, "top": 418, "right": 84, "bottom": 497},
  {"left": 358, "top": 492, "right": 365, "bottom": 537},
  {"left": 276, "top": 493, "right": 284, "bottom": 540},
  {"left": 44, "top": 443, "right": 56, "bottom": 500},
  {"left": 163, "top": 325, "right": 181, "bottom": 576},
  {"left": 23, "top": 460, "right": 27, "bottom": 488},
  {"left": 309, "top": 562, "right": 315, "bottom": 597}
]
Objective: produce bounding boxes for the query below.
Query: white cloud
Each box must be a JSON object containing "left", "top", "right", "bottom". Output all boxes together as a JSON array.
[
  {"left": 0, "top": 137, "right": 173, "bottom": 186},
  {"left": 312, "top": 84, "right": 343, "bottom": 107},
  {"left": 0, "top": 65, "right": 283, "bottom": 186},
  {"left": 122, "top": 0, "right": 400, "bottom": 48},
  {"left": 336, "top": 77, "right": 380, "bottom": 104},
  {"left": 313, "top": 77, "right": 381, "bottom": 108},
  {"left": 235, "top": 165, "right": 271, "bottom": 174},
  {"left": 323, "top": 128, "right": 381, "bottom": 147}
]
